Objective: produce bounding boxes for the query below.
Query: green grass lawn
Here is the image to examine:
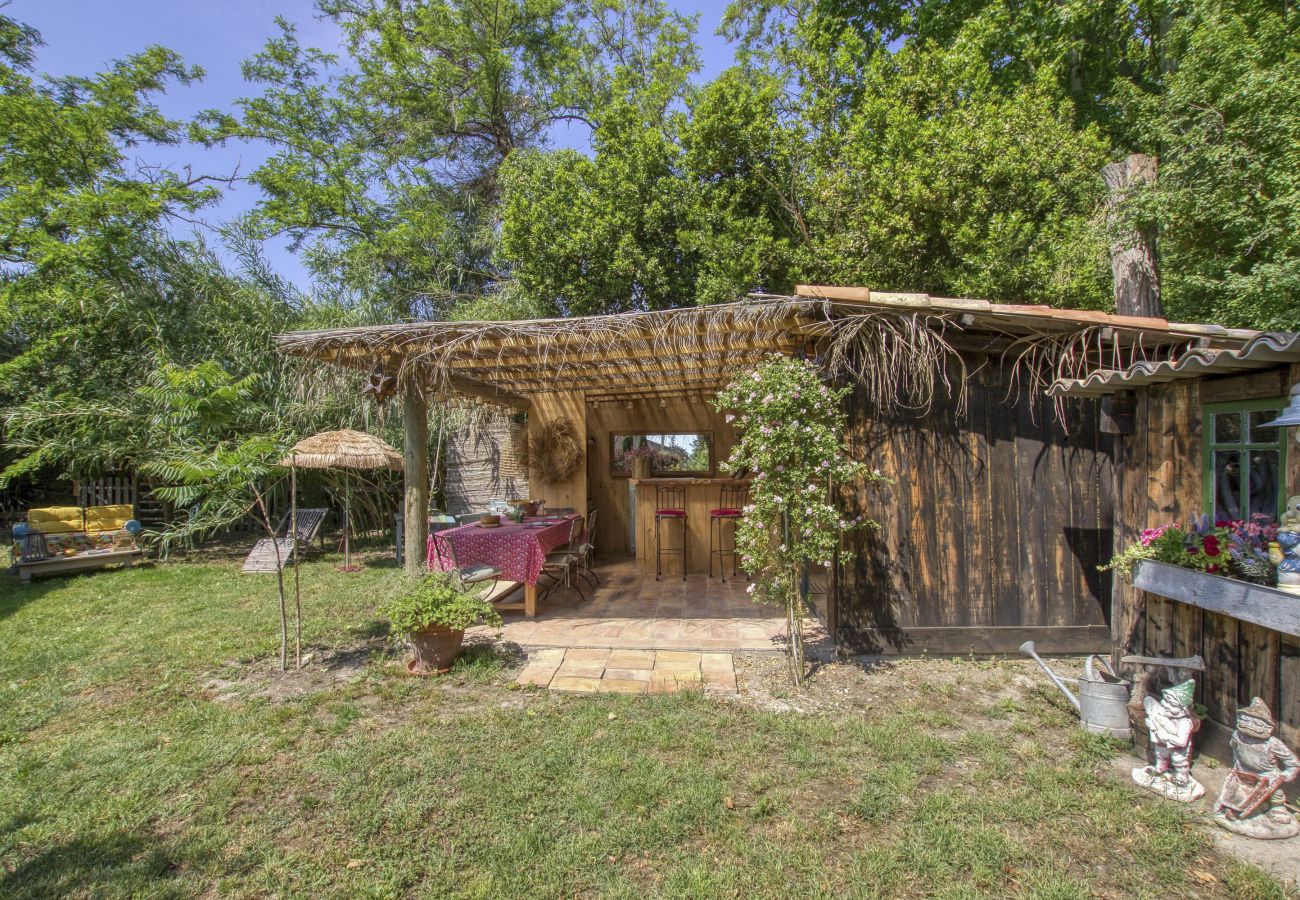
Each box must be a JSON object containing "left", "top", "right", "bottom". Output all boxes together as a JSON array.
[{"left": 0, "top": 550, "right": 1290, "bottom": 898}]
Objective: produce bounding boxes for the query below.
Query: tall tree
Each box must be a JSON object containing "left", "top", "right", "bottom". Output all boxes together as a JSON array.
[
  {"left": 1142, "top": 0, "right": 1300, "bottom": 328},
  {"left": 203, "top": 0, "right": 698, "bottom": 319},
  {"left": 0, "top": 15, "right": 220, "bottom": 406}
]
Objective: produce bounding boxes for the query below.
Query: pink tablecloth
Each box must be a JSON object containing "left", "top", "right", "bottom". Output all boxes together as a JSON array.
[{"left": 427, "top": 516, "right": 579, "bottom": 584}]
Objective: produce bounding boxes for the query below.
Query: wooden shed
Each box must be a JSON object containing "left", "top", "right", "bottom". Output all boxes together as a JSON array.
[
  {"left": 1051, "top": 332, "right": 1300, "bottom": 751},
  {"left": 275, "top": 286, "right": 1256, "bottom": 655}
]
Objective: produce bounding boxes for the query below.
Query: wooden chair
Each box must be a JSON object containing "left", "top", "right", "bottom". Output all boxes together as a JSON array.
[
  {"left": 539, "top": 515, "right": 587, "bottom": 602},
  {"left": 709, "top": 483, "right": 748, "bottom": 582},
  {"left": 654, "top": 485, "right": 687, "bottom": 581},
  {"left": 276, "top": 507, "right": 328, "bottom": 553},
  {"left": 575, "top": 508, "right": 599, "bottom": 587}
]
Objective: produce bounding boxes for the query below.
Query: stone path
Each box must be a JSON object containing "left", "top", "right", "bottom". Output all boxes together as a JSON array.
[{"left": 516, "top": 648, "right": 737, "bottom": 694}]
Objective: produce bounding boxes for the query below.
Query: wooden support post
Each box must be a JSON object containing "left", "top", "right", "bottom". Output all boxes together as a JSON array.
[{"left": 403, "top": 380, "right": 430, "bottom": 575}]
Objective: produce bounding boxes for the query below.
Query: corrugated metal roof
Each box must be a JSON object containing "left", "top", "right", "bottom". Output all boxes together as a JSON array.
[{"left": 1048, "top": 332, "right": 1300, "bottom": 397}]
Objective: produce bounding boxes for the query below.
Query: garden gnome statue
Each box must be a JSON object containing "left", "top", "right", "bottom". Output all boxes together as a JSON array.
[
  {"left": 1213, "top": 698, "right": 1300, "bottom": 839},
  {"left": 1276, "top": 497, "right": 1300, "bottom": 595},
  {"left": 1132, "top": 679, "right": 1205, "bottom": 802}
]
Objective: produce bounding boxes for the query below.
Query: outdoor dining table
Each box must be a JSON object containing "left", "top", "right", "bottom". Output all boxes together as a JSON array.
[{"left": 427, "top": 514, "right": 580, "bottom": 618}]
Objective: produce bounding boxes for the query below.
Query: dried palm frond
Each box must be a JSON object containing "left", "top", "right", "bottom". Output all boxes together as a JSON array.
[{"left": 274, "top": 291, "right": 1235, "bottom": 419}]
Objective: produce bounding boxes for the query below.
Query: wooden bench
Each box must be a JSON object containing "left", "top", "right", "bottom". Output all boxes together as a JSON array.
[
  {"left": 16, "top": 548, "right": 142, "bottom": 583},
  {"left": 11, "top": 504, "right": 144, "bottom": 583}
]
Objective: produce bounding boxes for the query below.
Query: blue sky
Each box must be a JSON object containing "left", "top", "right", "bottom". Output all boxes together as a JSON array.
[{"left": 15, "top": 0, "right": 739, "bottom": 290}]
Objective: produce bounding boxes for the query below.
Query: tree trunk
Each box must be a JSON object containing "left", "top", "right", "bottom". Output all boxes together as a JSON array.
[
  {"left": 1102, "top": 153, "right": 1162, "bottom": 318},
  {"left": 403, "top": 380, "right": 430, "bottom": 575}
]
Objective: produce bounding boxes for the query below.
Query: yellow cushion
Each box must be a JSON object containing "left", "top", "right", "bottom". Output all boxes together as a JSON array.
[
  {"left": 85, "top": 504, "right": 134, "bottom": 533},
  {"left": 28, "top": 507, "right": 84, "bottom": 534}
]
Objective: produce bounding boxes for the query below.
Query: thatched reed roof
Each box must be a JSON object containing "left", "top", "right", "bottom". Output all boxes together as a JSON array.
[
  {"left": 282, "top": 429, "right": 404, "bottom": 470},
  {"left": 274, "top": 286, "right": 1258, "bottom": 409}
]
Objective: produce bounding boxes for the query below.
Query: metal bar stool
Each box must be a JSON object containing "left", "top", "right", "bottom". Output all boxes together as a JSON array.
[
  {"left": 654, "top": 484, "right": 687, "bottom": 581},
  {"left": 709, "top": 483, "right": 748, "bottom": 582}
]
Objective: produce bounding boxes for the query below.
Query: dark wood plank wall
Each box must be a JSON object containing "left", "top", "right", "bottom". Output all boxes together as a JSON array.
[
  {"left": 1112, "top": 367, "right": 1300, "bottom": 750},
  {"left": 834, "top": 357, "right": 1114, "bottom": 655}
]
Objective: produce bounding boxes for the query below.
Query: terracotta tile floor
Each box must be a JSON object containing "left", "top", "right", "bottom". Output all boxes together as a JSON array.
[
  {"left": 516, "top": 648, "right": 738, "bottom": 694},
  {"left": 469, "top": 557, "right": 829, "bottom": 653}
]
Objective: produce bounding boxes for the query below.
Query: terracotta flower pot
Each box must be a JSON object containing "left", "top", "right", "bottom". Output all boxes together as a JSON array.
[
  {"left": 631, "top": 457, "right": 651, "bottom": 481},
  {"left": 406, "top": 624, "right": 465, "bottom": 675}
]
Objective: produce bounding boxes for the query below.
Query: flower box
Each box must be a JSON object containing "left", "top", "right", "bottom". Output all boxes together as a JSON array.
[{"left": 1133, "top": 560, "right": 1300, "bottom": 638}]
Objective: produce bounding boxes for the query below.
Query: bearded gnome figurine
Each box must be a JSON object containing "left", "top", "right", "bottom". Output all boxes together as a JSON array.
[
  {"left": 1214, "top": 698, "right": 1300, "bottom": 839},
  {"left": 1132, "top": 679, "right": 1205, "bottom": 802}
]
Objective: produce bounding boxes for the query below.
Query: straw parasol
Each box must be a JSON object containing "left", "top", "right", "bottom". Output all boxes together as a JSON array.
[
  {"left": 281, "top": 430, "right": 403, "bottom": 572},
  {"left": 282, "top": 429, "right": 404, "bottom": 471}
]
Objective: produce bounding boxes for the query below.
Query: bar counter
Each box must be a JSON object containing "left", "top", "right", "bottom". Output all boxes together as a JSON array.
[{"left": 631, "top": 478, "right": 749, "bottom": 576}]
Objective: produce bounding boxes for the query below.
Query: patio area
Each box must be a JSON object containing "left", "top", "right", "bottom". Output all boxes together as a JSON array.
[{"left": 470, "top": 556, "right": 830, "bottom": 654}]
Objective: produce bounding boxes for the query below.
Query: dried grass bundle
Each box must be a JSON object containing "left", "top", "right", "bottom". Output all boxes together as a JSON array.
[{"left": 530, "top": 419, "right": 580, "bottom": 482}]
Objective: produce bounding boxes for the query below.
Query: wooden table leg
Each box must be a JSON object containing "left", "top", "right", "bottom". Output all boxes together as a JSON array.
[{"left": 525, "top": 582, "right": 537, "bottom": 618}]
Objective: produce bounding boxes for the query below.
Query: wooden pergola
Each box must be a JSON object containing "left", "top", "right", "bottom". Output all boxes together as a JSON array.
[{"left": 275, "top": 286, "right": 1257, "bottom": 573}]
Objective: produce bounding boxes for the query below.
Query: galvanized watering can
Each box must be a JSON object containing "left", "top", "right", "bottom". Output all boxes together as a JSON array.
[{"left": 1019, "top": 641, "right": 1134, "bottom": 740}]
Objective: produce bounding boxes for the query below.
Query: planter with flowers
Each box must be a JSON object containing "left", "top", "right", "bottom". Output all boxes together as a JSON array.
[{"left": 1106, "top": 515, "right": 1300, "bottom": 638}]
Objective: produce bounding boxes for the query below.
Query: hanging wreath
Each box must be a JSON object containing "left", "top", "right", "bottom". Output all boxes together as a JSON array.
[{"left": 530, "top": 419, "right": 581, "bottom": 482}]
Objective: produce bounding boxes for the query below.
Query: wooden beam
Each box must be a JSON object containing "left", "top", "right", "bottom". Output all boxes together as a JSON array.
[
  {"left": 441, "top": 373, "right": 531, "bottom": 411},
  {"left": 483, "top": 370, "right": 739, "bottom": 394},
  {"left": 461, "top": 352, "right": 794, "bottom": 388},
  {"left": 837, "top": 624, "right": 1112, "bottom": 656},
  {"left": 797, "top": 284, "right": 874, "bottom": 302},
  {"left": 402, "top": 382, "right": 430, "bottom": 575},
  {"left": 587, "top": 383, "right": 729, "bottom": 401}
]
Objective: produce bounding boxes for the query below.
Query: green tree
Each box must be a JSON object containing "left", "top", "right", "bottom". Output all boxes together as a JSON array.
[
  {"left": 204, "top": 0, "right": 698, "bottom": 318},
  {"left": 0, "top": 14, "right": 220, "bottom": 407},
  {"left": 798, "top": 42, "right": 1112, "bottom": 306},
  {"left": 1142, "top": 0, "right": 1300, "bottom": 328},
  {"left": 498, "top": 97, "right": 696, "bottom": 314}
]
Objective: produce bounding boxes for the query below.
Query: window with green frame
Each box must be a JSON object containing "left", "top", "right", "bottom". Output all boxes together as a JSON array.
[{"left": 1202, "top": 399, "right": 1288, "bottom": 522}]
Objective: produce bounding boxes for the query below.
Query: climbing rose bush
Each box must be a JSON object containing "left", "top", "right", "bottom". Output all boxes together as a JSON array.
[{"left": 712, "top": 356, "right": 883, "bottom": 612}]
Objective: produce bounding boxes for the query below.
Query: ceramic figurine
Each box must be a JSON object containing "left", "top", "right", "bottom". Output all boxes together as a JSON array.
[
  {"left": 1132, "top": 679, "right": 1205, "bottom": 802},
  {"left": 1213, "top": 698, "right": 1300, "bottom": 839},
  {"left": 1281, "top": 495, "right": 1300, "bottom": 530},
  {"left": 1276, "top": 531, "right": 1300, "bottom": 595}
]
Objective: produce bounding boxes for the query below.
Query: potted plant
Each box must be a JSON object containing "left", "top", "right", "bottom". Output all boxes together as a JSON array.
[
  {"left": 383, "top": 570, "right": 503, "bottom": 674},
  {"left": 618, "top": 444, "right": 664, "bottom": 480}
]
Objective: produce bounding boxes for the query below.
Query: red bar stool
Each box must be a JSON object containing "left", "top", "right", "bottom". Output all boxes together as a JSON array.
[
  {"left": 709, "top": 483, "right": 748, "bottom": 582},
  {"left": 654, "top": 484, "right": 687, "bottom": 581}
]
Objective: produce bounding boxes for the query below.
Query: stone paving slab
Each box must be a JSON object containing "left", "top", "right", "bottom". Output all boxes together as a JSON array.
[
  {"left": 467, "top": 557, "right": 830, "bottom": 654},
  {"left": 517, "top": 648, "right": 736, "bottom": 695}
]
